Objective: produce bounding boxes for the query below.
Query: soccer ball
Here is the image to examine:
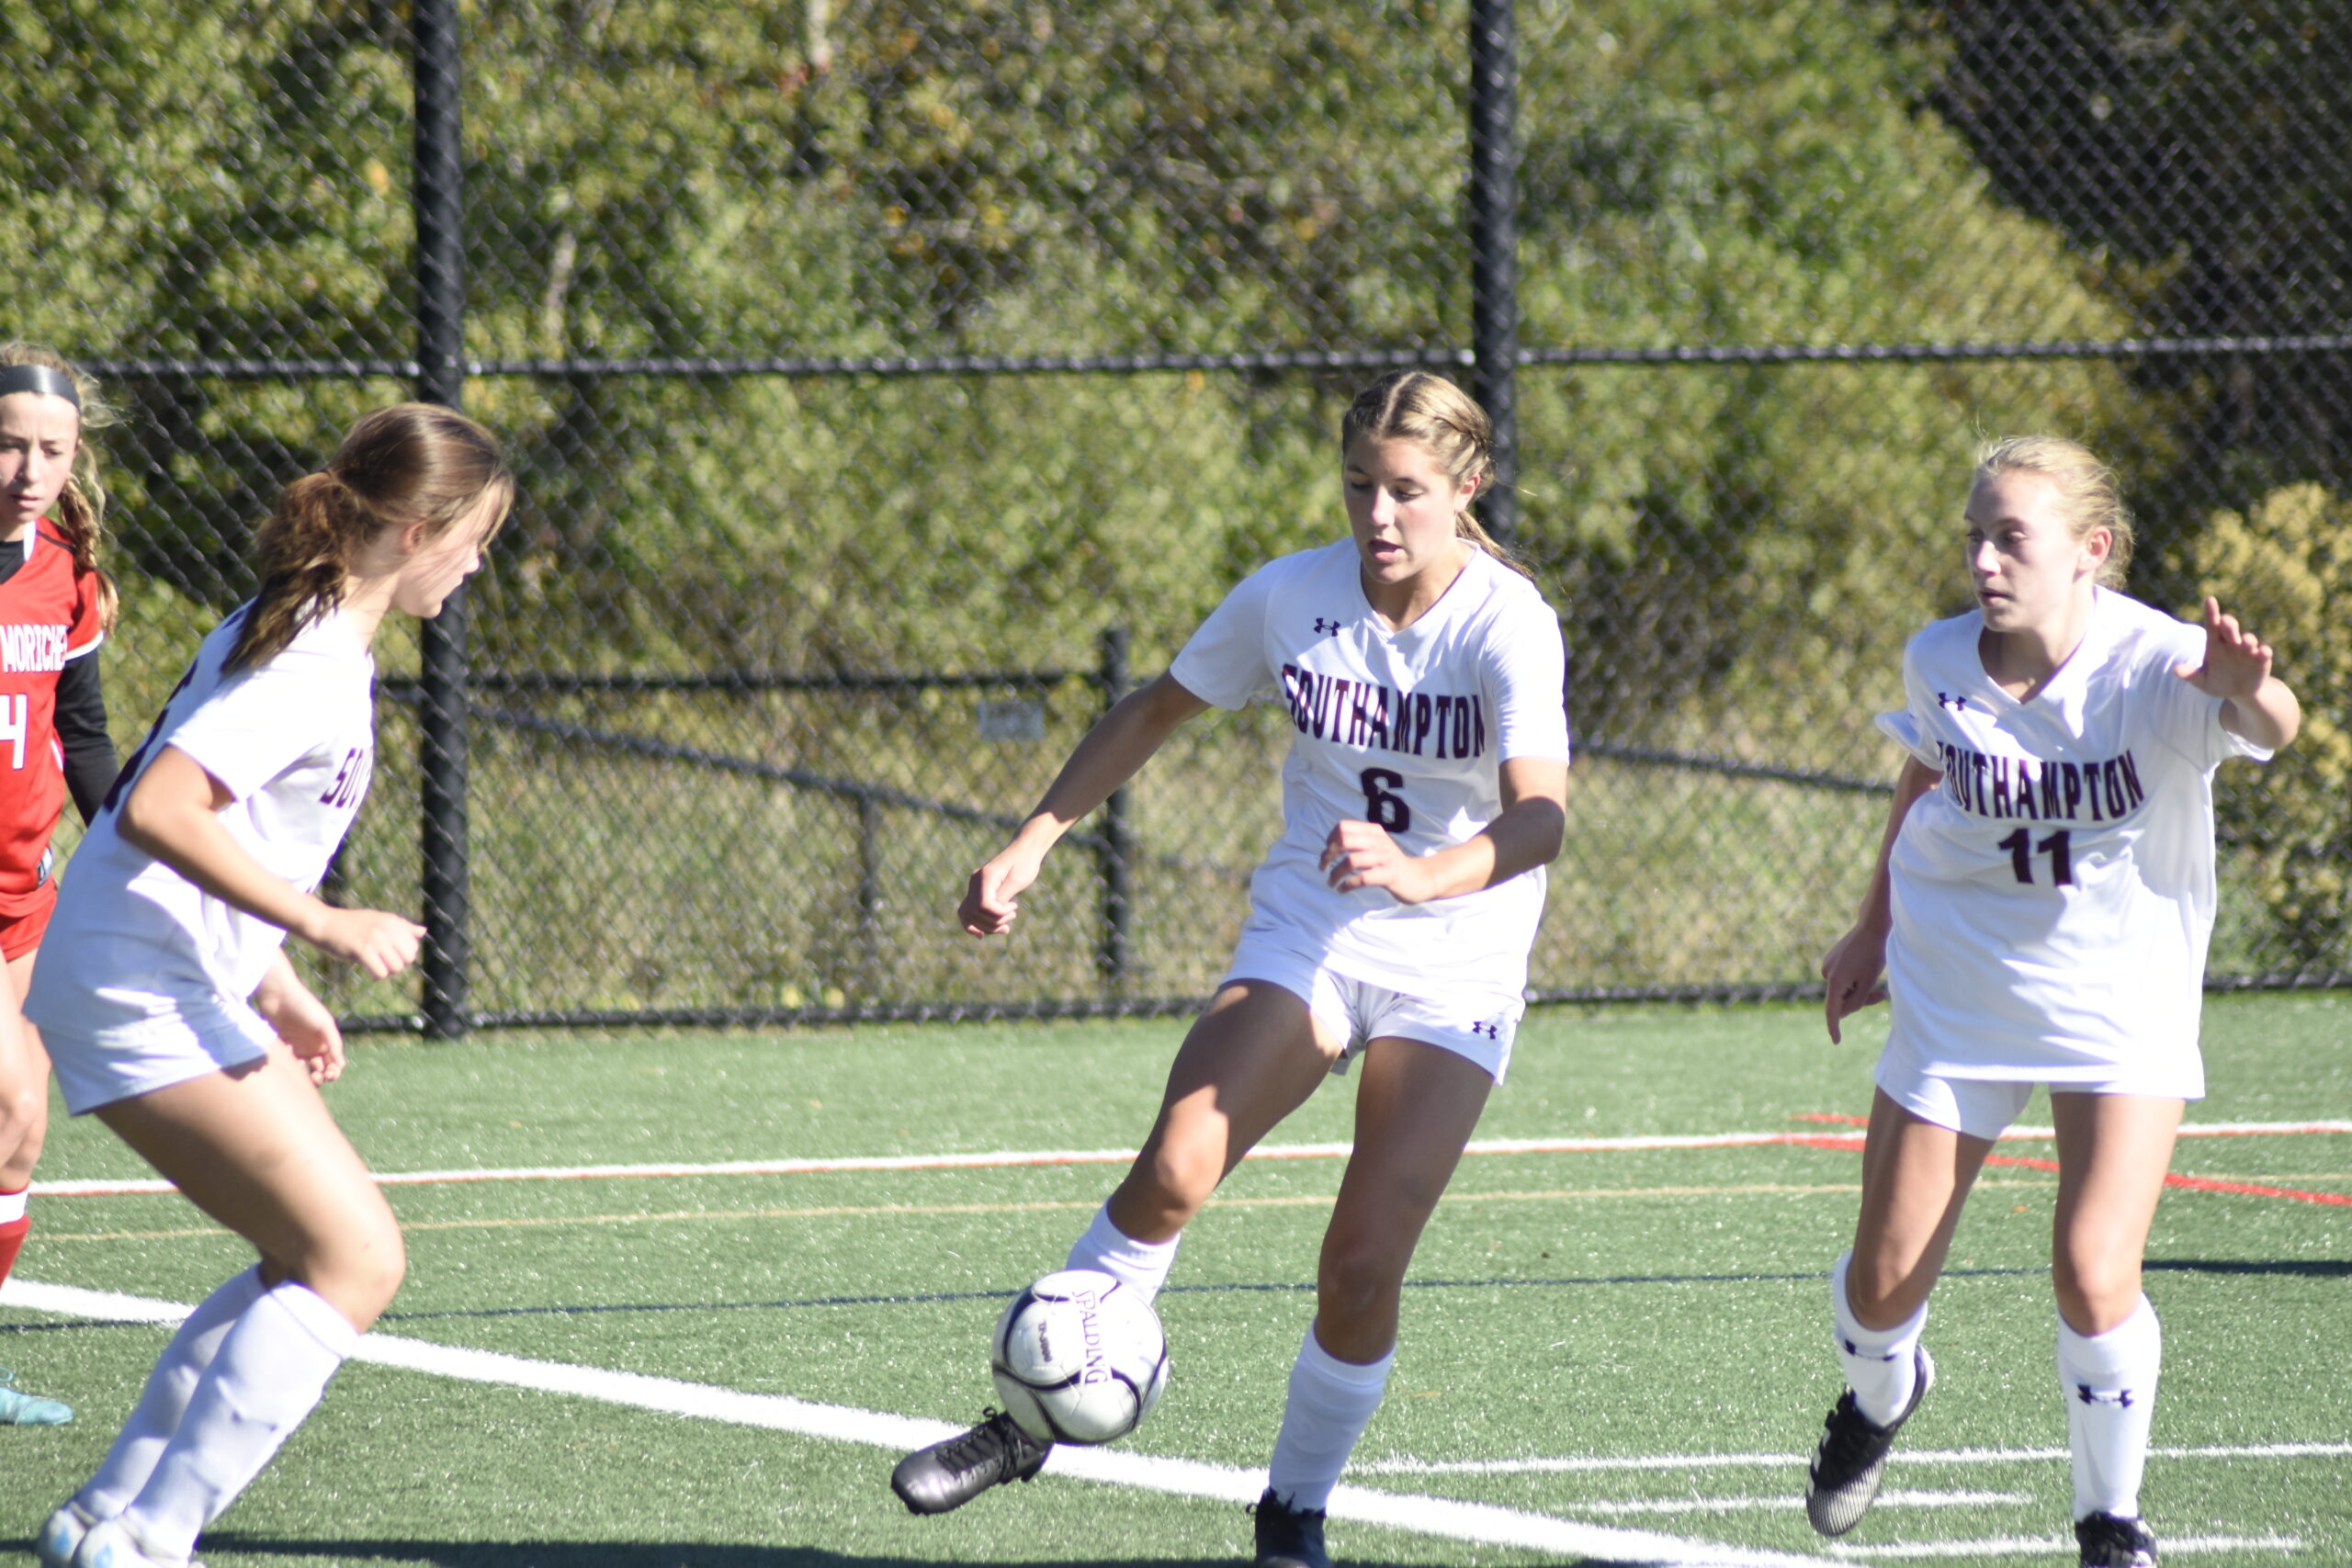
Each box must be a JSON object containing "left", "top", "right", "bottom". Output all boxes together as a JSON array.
[{"left": 989, "top": 1269, "right": 1170, "bottom": 1445}]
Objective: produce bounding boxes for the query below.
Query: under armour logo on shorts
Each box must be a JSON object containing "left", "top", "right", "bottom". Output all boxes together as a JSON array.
[{"left": 1469, "top": 1020, "right": 1500, "bottom": 1040}]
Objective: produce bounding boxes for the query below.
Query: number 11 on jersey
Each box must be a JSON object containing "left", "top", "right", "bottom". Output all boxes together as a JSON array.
[{"left": 1997, "top": 827, "right": 2073, "bottom": 886}]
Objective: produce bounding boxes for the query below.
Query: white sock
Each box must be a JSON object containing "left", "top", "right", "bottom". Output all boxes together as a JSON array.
[
  {"left": 1065, "top": 1202, "right": 1181, "bottom": 1304},
  {"left": 119, "top": 1280, "right": 358, "bottom": 1560},
  {"left": 1265, "top": 1325, "right": 1394, "bottom": 1512},
  {"left": 2058, "top": 1295, "right": 2161, "bottom": 1521},
  {"left": 76, "top": 1268, "right": 267, "bottom": 1519},
  {"left": 1833, "top": 1249, "right": 1927, "bottom": 1426}
]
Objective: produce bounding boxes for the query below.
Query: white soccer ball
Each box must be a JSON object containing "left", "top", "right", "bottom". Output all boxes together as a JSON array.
[{"left": 989, "top": 1268, "right": 1170, "bottom": 1445}]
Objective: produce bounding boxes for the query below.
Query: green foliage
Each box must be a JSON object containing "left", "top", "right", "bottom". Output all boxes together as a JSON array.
[
  {"left": 2185, "top": 483, "right": 2352, "bottom": 969},
  {"left": 1512, "top": 1, "right": 2153, "bottom": 753},
  {"left": 1898, "top": 0, "right": 2352, "bottom": 494},
  {"left": 7, "top": 0, "right": 2329, "bottom": 1004}
]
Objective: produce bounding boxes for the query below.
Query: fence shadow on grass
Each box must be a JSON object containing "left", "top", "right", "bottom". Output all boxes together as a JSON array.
[{"left": 2143, "top": 1258, "right": 2352, "bottom": 1280}]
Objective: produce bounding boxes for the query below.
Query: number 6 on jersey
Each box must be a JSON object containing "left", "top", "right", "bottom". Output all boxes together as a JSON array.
[{"left": 1358, "top": 767, "right": 1410, "bottom": 832}]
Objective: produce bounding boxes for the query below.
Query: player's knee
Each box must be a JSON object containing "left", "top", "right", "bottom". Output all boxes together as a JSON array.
[
  {"left": 1125, "top": 1141, "right": 1220, "bottom": 1228},
  {"left": 2052, "top": 1249, "right": 2141, "bottom": 1333},
  {"left": 0, "top": 1077, "right": 43, "bottom": 1156},
  {"left": 1843, "top": 1252, "right": 1918, "bottom": 1327},
  {"left": 1316, "top": 1233, "right": 1407, "bottom": 1325},
  {"left": 304, "top": 1213, "right": 407, "bottom": 1323}
]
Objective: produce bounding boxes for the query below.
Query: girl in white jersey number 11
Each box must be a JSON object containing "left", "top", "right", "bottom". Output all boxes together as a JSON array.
[
  {"left": 1807, "top": 437, "right": 2299, "bottom": 1568},
  {"left": 27, "top": 405, "right": 514, "bottom": 1568},
  {"left": 890, "top": 371, "right": 1572, "bottom": 1568}
]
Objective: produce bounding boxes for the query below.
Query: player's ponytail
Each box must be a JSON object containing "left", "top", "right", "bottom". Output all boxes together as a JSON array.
[
  {"left": 0, "top": 342, "right": 119, "bottom": 632},
  {"left": 1340, "top": 369, "right": 1533, "bottom": 581},
  {"left": 228, "top": 403, "right": 514, "bottom": 673},
  {"left": 1974, "top": 434, "right": 2135, "bottom": 588}
]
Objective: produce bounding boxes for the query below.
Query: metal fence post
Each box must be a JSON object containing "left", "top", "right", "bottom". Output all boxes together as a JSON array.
[
  {"left": 1468, "top": 0, "right": 1521, "bottom": 546},
  {"left": 1096, "top": 626, "right": 1135, "bottom": 996},
  {"left": 413, "top": 0, "right": 471, "bottom": 1038}
]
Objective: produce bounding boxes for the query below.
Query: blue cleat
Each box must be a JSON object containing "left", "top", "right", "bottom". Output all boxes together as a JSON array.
[{"left": 0, "top": 1365, "right": 73, "bottom": 1425}]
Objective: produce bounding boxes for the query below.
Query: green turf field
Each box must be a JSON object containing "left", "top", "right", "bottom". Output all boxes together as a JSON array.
[{"left": 4, "top": 994, "right": 2346, "bottom": 1566}]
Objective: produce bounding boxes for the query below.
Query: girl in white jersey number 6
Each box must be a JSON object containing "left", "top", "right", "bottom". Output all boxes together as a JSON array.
[
  {"left": 891, "top": 371, "right": 1572, "bottom": 1568},
  {"left": 27, "top": 404, "right": 513, "bottom": 1568},
  {"left": 1808, "top": 437, "right": 2299, "bottom": 1568}
]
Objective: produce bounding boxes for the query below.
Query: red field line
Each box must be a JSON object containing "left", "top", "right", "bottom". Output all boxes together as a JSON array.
[{"left": 1792, "top": 1114, "right": 2352, "bottom": 1207}]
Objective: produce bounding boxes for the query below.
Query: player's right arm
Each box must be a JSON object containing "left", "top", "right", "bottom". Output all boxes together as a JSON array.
[
  {"left": 960, "top": 672, "right": 1210, "bottom": 937},
  {"left": 118, "top": 744, "right": 424, "bottom": 978},
  {"left": 1821, "top": 755, "right": 1942, "bottom": 1043}
]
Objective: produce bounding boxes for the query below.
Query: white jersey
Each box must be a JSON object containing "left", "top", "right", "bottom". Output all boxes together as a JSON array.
[
  {"left": 1877, "top": 589, "right": 2268, "bottom": 1085},
  {"left": 1169, "top": 540, "right": 1571, "bottom": 999},
  {"left": 27, "top": 604, "right": 377, "bottom": 1054}
]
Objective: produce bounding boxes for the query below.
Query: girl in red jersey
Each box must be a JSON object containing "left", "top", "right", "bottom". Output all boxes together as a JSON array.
[{"left": 0, "top": 344, "right": 121, "bottom": 1426}]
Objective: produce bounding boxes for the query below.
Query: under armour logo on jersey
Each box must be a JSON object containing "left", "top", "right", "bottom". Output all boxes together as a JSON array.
[
  {"left": 2075, "top": 1383, "right": 2136, "bottom": 1408},
  {"left": 1312, "top": 616, "right": 1341, "bottom": 636},
  {"left": 1936, "top": 691, "right": 1971, "bottom": 712}
]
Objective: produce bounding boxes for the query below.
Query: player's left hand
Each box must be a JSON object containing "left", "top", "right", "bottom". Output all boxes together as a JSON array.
[
  {"left": 1320, "top": 818, "right": 1441, "bottom": 904},
  {"left": 2175, "top": 595, "right": 2273, "bottom": 702},
  {"left": 255, "top": 972, "right": 347, "bottom": 1085}
]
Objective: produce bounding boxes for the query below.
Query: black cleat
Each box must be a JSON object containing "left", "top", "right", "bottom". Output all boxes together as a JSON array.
[
  {"left": 1250, "top": 1488, "right": 1330, "bottom": 1568},
  {"left": 1804, "top": 1346, "right": 1935, "bottom": 1537},
  {"left": 890, "top": 1409, "right": 1052, "bottom": 1516},
  {"left": 2076, "top": 1511, "right": 2158, "bottom": 1567}
]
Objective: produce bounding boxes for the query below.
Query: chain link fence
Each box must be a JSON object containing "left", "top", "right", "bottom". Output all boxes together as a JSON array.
[{"left": 7, "top": 0, "right": 2351, "bottom": 1032}]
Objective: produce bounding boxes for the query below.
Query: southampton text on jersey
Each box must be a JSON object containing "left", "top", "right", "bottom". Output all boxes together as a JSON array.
[
  {"left": 1279, "top": 663, "right": 1487, "bottom": 760},
  {"left": 1936, "top": 738, "right": 2146, "bottom": 823},
  {"left": 0, "top": 623, "right": 69, "bottom": 673}
]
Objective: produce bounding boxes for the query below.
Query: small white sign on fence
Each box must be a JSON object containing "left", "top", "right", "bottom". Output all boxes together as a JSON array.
[{"left": 976, "top": 697, "right": 1046, "bottom": 742}]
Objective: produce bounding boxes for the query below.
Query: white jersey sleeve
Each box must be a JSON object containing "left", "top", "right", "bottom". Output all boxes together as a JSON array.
[
  {"left": 1485, "top": 594, "right": 1572, "bottom": 764},
  {"left": 1169, "top": 561, "right": 1283, "bottom": 709},
  {"left": 2142, "top": 618, "right": 2271, "bottom": 772},
  {"left": 165, "top": 651, "right": 358, "bottom": 801}
]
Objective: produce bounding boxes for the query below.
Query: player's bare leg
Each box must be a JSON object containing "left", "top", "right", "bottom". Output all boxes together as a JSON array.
[
  {"left": 55, "top": 1048, "right": 401, "bottom": 1568},
  {"left": 1107, "top": 981, "right": 1343, "bottom": 1243},
  {"left": 1255, "top": 1035, "right": 1490, "bottom": 1568},
  {"left": 98, "top": 1047, "right": 403, "bottom": 1329},
  {"left": 0, "top": 957, "right": 69, "bottom": 1427},
  {"left": 1808, "top": 1089, "right": 1996, "bottom": 1535},
  {"left": 2049, "top": 1092, "right": 2179, "bottom": 1566}
]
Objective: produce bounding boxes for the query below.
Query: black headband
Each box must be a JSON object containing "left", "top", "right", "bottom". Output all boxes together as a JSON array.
[{"left": 0, "top": 365, "right": 81, "bottom": 409}]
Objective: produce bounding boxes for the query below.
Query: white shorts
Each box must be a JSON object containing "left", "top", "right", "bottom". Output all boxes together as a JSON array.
[
  {"left": 1873, "top": 1044, "right": 2199, "bottom": 1143},
  {"left": 46, "top": 1011, "right": 273, "bottom": 1117},
  {"left": 1221, "top": 928, "right": 1522, "bottom": 1083}
]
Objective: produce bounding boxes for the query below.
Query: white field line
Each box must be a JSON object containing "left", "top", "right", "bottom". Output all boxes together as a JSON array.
[
  {"left": 1570, "top": 1493, "right": 2026, "bottom": 1518},
  {"left": 30, "top": 1119, "right": 2352, "bottom": 1199},
  {"left": 1358, "top": 1441, "right": 2352, "bottom": 1475},
  {"left": 1826, "top": 1537, "right": 2300, "bottom": 1561},
  {"left": 3, "top": 1278, "right": 1823, "bottom": 1568}
]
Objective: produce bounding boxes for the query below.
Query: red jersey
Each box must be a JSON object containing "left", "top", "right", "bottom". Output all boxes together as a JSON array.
[{"left": 0, "top": 521, "right": 107, "bottom": 913}]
